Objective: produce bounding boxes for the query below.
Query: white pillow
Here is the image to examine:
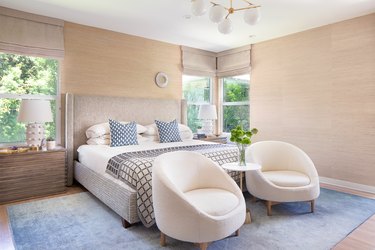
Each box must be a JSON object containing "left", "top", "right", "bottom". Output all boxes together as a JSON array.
[
  {"left": 87, "top": 134, "right": 150, "bottom": 145},
  {"left": 86, "top": 122, "right": 147, "bottom": 139},
  {"left": 143, "top": 123, "right": 193, "bottom": 140}
]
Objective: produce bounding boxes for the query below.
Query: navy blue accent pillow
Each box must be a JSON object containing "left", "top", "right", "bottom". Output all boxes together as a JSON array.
[
  {"left": 109, "top": 119, "right": 138, "bottom": 147},
  {"left": 155, "top": 119, "right": 182, "bottom": 143}
]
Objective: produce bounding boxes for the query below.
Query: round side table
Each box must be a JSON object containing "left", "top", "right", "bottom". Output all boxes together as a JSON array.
[{"left": 222, "top": 162, "right": 261, "bottom": 224}]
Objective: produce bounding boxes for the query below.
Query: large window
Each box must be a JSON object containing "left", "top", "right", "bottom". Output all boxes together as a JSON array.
[
  {"left": 221, "top": 74, "right": 250, "bottom": 133},
  {"left": 0, "top": 53, "right": 59, "bottom": 144},
  {"left": 182, "top": 75, "right": 212, "bottom": 132}
]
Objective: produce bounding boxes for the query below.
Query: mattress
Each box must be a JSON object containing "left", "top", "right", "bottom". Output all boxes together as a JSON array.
[{"left": 77, "top": 140, "right": 213, "bottom": 190}]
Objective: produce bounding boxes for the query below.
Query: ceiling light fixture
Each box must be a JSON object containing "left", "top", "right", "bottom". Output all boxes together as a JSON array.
[{"left": 191, "top": 0, "right": 261, "bottom": 34}]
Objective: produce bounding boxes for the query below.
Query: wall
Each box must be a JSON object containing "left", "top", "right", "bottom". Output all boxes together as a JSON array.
[
  {"left": 61, "top": 22, "right": 181, "bottom": 99},
  {"left": 250, "top": 14, "right": 375, "bottom": 187}
]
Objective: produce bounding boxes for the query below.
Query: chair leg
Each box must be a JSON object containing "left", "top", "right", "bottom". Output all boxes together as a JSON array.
[
  {"left": 311, "top": 200, "right": 315, "bottom": 213},
  {"left": 199, "top": 242, "right": 208, "bottom": 250},
  {"left": 160, "top": 232, "right": 166, "bottom": 246},
  {"left": 266, "top": 200, "right": 272, "bottom": 216},
  {"left": 235, "top": 229, "right": 240, "bottom": 236}
]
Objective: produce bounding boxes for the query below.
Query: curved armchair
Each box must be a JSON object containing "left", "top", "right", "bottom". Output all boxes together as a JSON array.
[
  {"left": 153, "top": 151, "right": 245, "bottom": 250},
  {"left": 245, "top": 141, "right": 320, "bottom": 216}
]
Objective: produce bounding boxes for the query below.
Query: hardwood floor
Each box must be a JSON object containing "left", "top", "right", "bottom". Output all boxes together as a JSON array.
[{"left": 0, "top": 183, "right": 373, "bottom": 250}]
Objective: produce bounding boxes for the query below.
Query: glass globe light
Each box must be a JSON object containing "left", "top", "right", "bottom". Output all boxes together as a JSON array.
[
  {"left": 244, "top": 8, "right": 261, "bottom": 25},
  {"left": 209, "top": 5, "right": 226, "bottom": 23},
  {"left": 191, "top": 0, "right": 207, "bottom": 16},
  {"left": 218, "top": 18, "right": 233, "bottom": 34}
]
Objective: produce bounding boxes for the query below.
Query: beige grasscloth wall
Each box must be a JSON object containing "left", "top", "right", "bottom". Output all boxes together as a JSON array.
[
  {"left": 250, "top": 14, "right": 375, "bottom": 186},
  {"left": 60, "top": 22, "right": 181, "bottom": 99}
]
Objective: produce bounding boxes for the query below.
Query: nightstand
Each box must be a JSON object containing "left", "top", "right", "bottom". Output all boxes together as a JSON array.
[
  {"left": 194, "top": 135, "right": 228, "bottom": 144},
  {"left": 0, "top": 147, "right": 67, "bottom": 204}
]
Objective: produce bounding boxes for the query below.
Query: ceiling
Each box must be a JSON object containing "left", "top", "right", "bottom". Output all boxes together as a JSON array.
[{"left": 0, "top": 0, "right": 374, "bottom": 52}]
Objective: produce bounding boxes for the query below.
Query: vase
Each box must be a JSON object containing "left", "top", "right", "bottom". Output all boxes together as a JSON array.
[{"left": 237, "top": 143, "right": 247, "bottom": 166}]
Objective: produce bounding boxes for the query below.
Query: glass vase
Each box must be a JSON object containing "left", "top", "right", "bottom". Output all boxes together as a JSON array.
[{"left": 237, "top": 143, "right": 247, "bottom": 166}]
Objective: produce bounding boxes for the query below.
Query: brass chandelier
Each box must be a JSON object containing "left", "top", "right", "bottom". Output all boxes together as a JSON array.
[{"left": 191, "top": 0, "right": 261, "bottom": 34}]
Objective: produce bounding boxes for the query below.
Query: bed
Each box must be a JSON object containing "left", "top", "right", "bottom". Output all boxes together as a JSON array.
[{"left": 65, "top": 93, "right": 239, "bottom": 228}]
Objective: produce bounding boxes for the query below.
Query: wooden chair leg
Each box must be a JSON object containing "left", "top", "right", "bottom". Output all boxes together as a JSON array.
[
  {"left": 199, "top": 242, "right": 208, "bottom": 250},
  {"left": 121, "top": 218, "right": 132, "bottom": 228},
  {"left": 311, "top": 200, "right": 315, "bottom": 213},
  {"left": 235, "top": 229, "right": 240, "bottom": 236},
  {"left": 266, "top": 200, "right": 272, "bottom": 216},
  {"left": 160, "top": 232, "right": 166, "bottom": 246}
]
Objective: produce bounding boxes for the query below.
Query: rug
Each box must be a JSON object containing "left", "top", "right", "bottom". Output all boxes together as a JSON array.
[{"left": 7, "top": 188, "right": 375, "bottom": 250}]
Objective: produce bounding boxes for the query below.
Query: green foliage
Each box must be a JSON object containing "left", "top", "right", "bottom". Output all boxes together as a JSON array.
[
  {"left": 230, "top": 125, "right": 258, "bottom": 145},
  {"left": 0, "top": 53, "right": 58, "bottom": 143}
]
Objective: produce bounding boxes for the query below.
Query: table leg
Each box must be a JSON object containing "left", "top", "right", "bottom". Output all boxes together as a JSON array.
[
  {"left": 245, "top": 208, "right": 252, "bottom": 224},
  {"left": 239, "top": 171, "right": 243, "bottom": 191}
]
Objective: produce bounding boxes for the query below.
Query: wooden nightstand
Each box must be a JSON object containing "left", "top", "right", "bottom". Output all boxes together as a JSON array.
[
  {"left": 194, "top": 135, "right": 228, "bottom": 144},
  {"left": 0, "top": 147, "right": 67, "bottom": 204}
]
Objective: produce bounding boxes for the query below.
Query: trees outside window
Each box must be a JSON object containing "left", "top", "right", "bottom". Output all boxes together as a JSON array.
[
  {"left": 0, "top": 53, "right": 58, "bottom": 144},
  {"left": 182, "top": 75, "right": 212, "bottom": 133},
  {"left": 222, "top": 74, "right": 250, "bottom": 133}
]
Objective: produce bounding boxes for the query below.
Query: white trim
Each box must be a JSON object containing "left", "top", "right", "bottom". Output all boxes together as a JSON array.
[{"left": 320, "top": 176, "right": 375, "bottom": 194}]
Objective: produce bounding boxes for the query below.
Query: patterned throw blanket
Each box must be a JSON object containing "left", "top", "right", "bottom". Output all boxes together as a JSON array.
[{"left": 106, "top": 144, "right": 240, "bottom": 227}]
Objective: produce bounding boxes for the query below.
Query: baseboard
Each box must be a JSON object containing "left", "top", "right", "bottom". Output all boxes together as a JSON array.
[{"left": 320, "top": 177, "right": 375, "bottom": 195}]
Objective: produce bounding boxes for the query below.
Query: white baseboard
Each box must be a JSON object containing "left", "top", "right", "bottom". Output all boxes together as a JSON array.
[{"left": 320, "top": 176, "right": 375, "bottom": 194}]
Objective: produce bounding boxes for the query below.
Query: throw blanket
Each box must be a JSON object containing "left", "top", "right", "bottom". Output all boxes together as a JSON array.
[{"left": 106, "top": 144, "right": 239, "bottom": 227}]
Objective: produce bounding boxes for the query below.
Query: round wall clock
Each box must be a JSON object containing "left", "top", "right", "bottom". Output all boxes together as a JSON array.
[{"left": 155, "top": 72, "right": 168, "bottom": 88}]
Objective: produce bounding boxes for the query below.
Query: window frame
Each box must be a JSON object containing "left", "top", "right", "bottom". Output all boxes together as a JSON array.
[
  {"left": 0, "top": 56, "right": 61, "bottom": 146},
  {"left": 182, "top": 75, "right": 214, "bottom": 132},
  {"left": 219, "top": 74, "right": 250, "bottom": 134}
]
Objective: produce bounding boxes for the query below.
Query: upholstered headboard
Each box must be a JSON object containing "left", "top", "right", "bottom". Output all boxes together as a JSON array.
[{"left": 65, "top": 93, "right": 187, "bottom": 186}]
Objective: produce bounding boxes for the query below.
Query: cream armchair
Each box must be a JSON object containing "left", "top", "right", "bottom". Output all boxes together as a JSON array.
[
  {"left": 153, "top": 151, "right": 246, "bottom": 250},
  {"left": 245, "top": 141, "right": 320, "bottom": 216}
]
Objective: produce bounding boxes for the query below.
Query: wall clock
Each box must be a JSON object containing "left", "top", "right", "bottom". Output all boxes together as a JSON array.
[{"left": 155, "top": 72, "right": 168, "bottom": 88}]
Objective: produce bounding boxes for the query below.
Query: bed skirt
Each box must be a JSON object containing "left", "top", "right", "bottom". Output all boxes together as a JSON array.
[{"left": 74, "top": 161, "right": 140, "bottom": 224}]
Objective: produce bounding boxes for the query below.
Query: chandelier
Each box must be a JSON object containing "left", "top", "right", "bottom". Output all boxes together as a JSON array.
[{"left": 191, "top": 0, "right": 261, "bottom": 34}]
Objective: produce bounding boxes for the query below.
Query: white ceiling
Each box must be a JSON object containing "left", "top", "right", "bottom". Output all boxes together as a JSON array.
[{"left": 0, "top": 0, "right": 374, "bottom": 52}]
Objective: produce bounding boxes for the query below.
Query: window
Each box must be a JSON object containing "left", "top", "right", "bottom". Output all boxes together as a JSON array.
[
  {"left": 221, "top": 74, "right": 250, "bottom": 133},
  {"left": 0, "top": 52, "right": 59, "bottom": 144},
  {"left": 182, "top": 75, "right": 212, "bottom": 133}
]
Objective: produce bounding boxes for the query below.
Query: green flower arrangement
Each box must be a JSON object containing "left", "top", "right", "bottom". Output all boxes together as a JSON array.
[{"left": 230, "top": 125, "right": 258, "bottom": 166}]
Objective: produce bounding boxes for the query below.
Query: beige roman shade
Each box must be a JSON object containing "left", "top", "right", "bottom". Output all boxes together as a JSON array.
[
  {"left": 181, "top": 46, "right": 216, "bottom": 77},
  {"left": 0, "top": 7, "right": 64, "bottom": 58},
  {"left": 216, "top": 45, "right": 251, "bottom": 77}
]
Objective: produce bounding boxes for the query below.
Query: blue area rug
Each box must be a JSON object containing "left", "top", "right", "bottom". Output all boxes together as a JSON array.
[{"left": 7, "top": 188, "right": 375, "bottom": 250}]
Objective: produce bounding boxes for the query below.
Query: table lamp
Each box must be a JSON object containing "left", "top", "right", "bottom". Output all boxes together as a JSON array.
[
  {"left": 18, "top": 99, "right": 53, "bottom": 147},
  {"left": 198, "top": 104, "right": 217, "bottom": 136}
]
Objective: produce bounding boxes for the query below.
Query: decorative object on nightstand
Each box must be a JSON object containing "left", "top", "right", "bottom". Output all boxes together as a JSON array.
[
  {"left": 230, "top": 125, "right": 258, "bottom": 166},
  {"left": 46, "top": 136, "right": 56, "bottom": 150},
  {"left": 194, "top": 134, "right": 227, "bottom": 144},
  {"left": 198, "top": 104, "right": 217, "bottom": 136},
  {"left": 18, "top": 99, "right": 53, "bottom": 147}
]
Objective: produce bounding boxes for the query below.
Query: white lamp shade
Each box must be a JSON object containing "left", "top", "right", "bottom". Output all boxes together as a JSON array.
[
  {"left": 244, "top": 8, "right": 261, "bottom": 25},
  {"left": 18, "top": 99, "right": 53, "bottom": 123},
  {"left": 191, "top": 0, "right": 207, "bottom": 16},
  {"left": 209, "top": 5, "right": 226, "bottom": 23},
  {"left": 198, "top": 104, "right": 217, "bottom": 120},
  {"left": 218, "top": 18, "right": 233, "bottom": 34}
]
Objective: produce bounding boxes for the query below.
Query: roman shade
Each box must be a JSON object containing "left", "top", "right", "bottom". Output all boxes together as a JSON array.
[
  {"left": 181, "top": 46, "right": 216, "bottom": 77},
  {"left": 0, "top": 7, "right": 64, "bottom": 58},
  {"left": 216, "top": 45, "right": 251, "bottom": 77}
]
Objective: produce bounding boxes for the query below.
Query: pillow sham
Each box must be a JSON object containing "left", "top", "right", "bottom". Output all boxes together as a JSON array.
[
  {"left": 143, "top": 123, "right": 191, "bottom": 136},
  {"left": 155, "top": 119, "right": 182, "bottom": 143},
  {"left": 86, "top": 122, "right": 147, "bottom": 139},
  {"left": 109, "top": 119, "right": 138, "bottom": 147}
]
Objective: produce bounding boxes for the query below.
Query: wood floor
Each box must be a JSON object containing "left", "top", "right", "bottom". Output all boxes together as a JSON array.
[{"left": 0, "top": 183, "right": 374, "bottom": 250}]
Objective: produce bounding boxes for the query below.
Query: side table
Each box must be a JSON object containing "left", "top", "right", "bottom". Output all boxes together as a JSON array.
[{"left": 222, "top": 162, "right": 261, "bottom": 224}]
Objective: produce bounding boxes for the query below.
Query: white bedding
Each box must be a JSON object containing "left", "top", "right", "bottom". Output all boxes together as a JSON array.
[{"left": 77, "top": 140, "right": 213, "bottom": 189}]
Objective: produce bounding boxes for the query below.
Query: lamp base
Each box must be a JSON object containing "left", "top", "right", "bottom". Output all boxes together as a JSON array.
[
  {"left": 201, "top": 119, "right": 214, "bottom": 136},
  {"left": 26, "top": 123, "right": 45, "bottom": 147}
]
